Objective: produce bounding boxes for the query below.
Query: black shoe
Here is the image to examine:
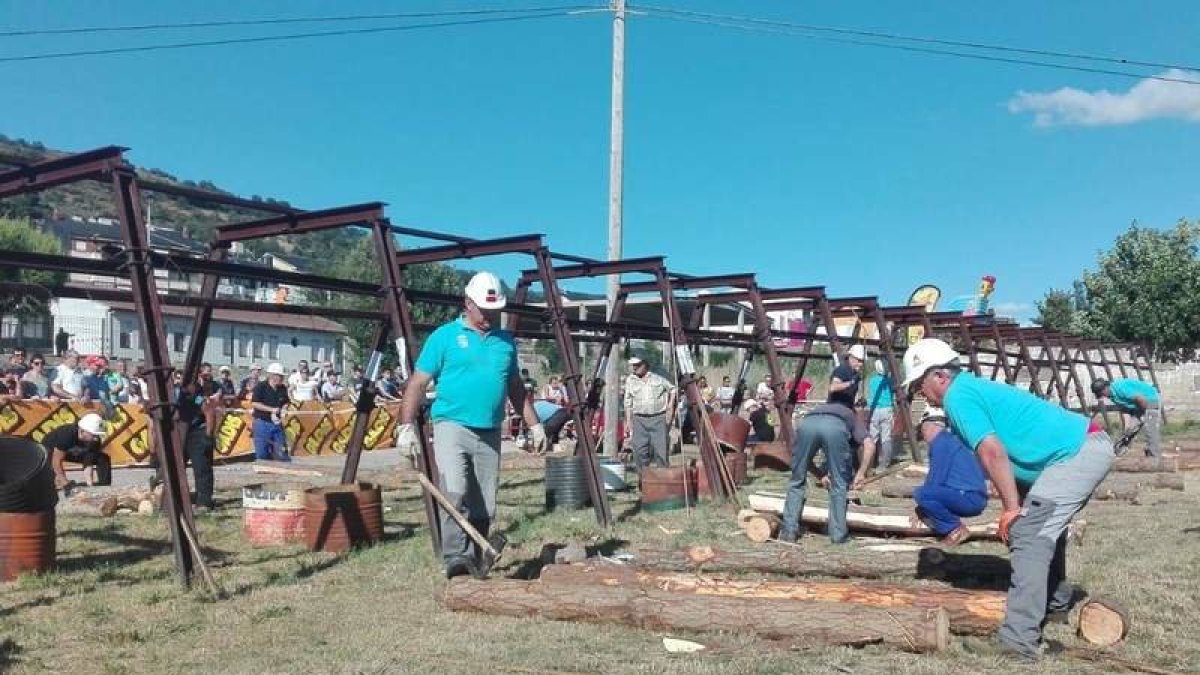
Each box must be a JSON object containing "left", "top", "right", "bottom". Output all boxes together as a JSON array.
[
  {"left": 777, "top": 530, "right": 798, "bottom": 543},
  {"left": 445, "top": 556, "right": 476, "bottom": 579}
]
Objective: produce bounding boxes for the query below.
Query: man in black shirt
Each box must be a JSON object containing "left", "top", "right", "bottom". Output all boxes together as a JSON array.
[
  {"left": 177, "top": 363, "right": 221, "bottom": 509},
  {"left": 828, "top": 344, "right": 865, "bottom": 409},
  {"left": 44, "top": 413, "right": 111, "bottom": 489},
  {"left": 251, "top": 362, "right": 291, "bottom": 461}
]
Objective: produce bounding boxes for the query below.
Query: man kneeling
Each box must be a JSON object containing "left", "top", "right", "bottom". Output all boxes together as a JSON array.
[{"left": 912, "top": 407, "right": 987, "bottom": 546}]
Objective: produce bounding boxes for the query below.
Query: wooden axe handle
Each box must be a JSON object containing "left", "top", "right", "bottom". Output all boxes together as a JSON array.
[{"left": 415, "top": 472, "right": 499, "bottom": 557}]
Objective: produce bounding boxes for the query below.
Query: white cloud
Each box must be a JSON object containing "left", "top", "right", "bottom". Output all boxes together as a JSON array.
[{"left": 1007, "top": 69, "right": 1200, "bottom": 127}]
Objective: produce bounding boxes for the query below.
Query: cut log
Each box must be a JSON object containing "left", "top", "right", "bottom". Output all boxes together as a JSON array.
[
  {"left": 630, "top": 545, "right": 1011, "bottom": 588},
  {"left": 741, "top": 514, "right": 781, "bottom": 543},
  {"left": 541, "top": 563, "right": 1006, "bottom": 635},
  {"left": 1078, "top": 598, "right": 1130, "bottom": 647},
  {"left": 444, "top": 578, "right": 949, "bottom": 652},
  {"left": 1111, "top": 457, "right": 1178, "bottom": 473},
  {"left": 901, "top": 464, "right": 929, "bottom": 479},
  {"left": 57, "top": 493, "right": 119, "bottom": 517},
  {"left": 1091, "top": 483, "right": 1140, "bottom": 502},
  {"left": 736, "top": 508, "right": 758, "bottom": 526},
  {"left": 880, "top": 481, "right": 918, "bottom": 499},
  {"left": 747, "top": 492, "right": 999, "bottom": 540}
]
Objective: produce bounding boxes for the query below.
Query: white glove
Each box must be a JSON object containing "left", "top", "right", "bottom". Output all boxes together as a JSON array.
[
  {"left": 529, "top": 423, "right": 548, "bottom": 453},
  {"left": 396, "top": 423, "right": 419, "bottom": 457},
  {"left": 668, "top": 427, "right": 682, "bottom": 447}
]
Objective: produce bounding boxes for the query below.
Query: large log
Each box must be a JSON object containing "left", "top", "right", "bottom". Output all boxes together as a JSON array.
[
  {"left": 630, "top": 545, "right": 1012, "bottom": 588},
  {"left": 748, "top": 492, "right": 999, "bottom": 540},
  {"left": 540, "top": 563, "right": 1006, "bottom": 635},
  {"left": 1091, "top": 483, "right": 1140, "bottom": 502},
  {"left": 1111, "top": 456, "right": 1178, "bottom": 473},
  {"left": 443, "top": 578, "right": 949, "bottom": 652}
]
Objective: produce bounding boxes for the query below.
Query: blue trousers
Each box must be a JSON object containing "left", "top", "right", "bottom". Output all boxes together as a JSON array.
[
  {"left": 780, "top": 414, "right": 855, "bottom": 543},
  {"left": 913, "top": 485, "right": 987, "bottom": 535},
  {"left": 252, "top": 418, "right": 289, "bottom": 461}
]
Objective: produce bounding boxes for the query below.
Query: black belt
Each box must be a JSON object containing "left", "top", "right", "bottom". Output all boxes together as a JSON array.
[{"left": 633, "top": 412, "right": 665, "bottom": 417}]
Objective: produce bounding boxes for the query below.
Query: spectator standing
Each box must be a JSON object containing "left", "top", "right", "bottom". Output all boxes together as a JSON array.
[
  {"left": 54, "top": 328, "right": 70, "bottom": 356},
  {"left": 51, "top": 351, "right": 84, "bottom": 400},
  {"left": 716, "top": 376, "right": 735, "bottom": 412},
  {"left": 176, "top": 366, "right": 219, "bottom": 510},
  {"left": 623, "top": 356, "right": 676, "bottom": 469},
  {"left": 251, "top": 363, "right": 291, "bottom": 461},
  {"left": 865, "top": 359, "right": 896, "bottom": 469},
  {"left": 21, "top": 354, "right": 50, "bottom": 398},
  {"left": 321, "top": 371, "right": 346, "bottom": 402}
]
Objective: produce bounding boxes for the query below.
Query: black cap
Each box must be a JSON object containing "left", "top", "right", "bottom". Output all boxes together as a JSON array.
[{"left": 1090, "top": 379, "right": 1109, "bottom": 397}]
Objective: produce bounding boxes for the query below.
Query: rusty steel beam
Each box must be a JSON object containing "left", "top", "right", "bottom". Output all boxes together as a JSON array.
[
  {"left": 47, "top": 284, "right": 383, "bottom": 321},
  {"left": 139, "top": 178, "right": 302, "bottom": 216},
  {"left": 215, "top": 202, "right": 385, "bottom": 244},
  {"left": 0, "top": 146, "right": 127, "bottom": 198},
  {"left": 393, "top": 234, "right": 543, "bottom": 266},
  {"left": 618, "top": 272, "right": 755, "bottom": 295},
  {"left": 182, "top": 247, "right": 228, "bottom": 387},
  {"left": 825, "top": 296, "right": 878, "bottom": 310},
  {"left": 759, "top": 286, "right": 826, "bottom": 302},
  {"left": 529, "top": 256, "right": 666, "bottom": 282}
]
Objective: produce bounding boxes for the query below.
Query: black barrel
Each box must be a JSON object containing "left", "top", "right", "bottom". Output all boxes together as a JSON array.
[
  {"left": 0, "top": 437, "right": 58, "bottom": 513},
  {"left": 545, "top": 455, "right": 590, "bottom": 511}
]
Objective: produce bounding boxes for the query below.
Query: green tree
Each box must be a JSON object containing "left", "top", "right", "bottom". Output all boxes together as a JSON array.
[
  {"left": 1034, "top": 289, "right": 1078, "bottom": 332},
  {"left": 0, "top": 218, "right": 64, "bottom": 316}
]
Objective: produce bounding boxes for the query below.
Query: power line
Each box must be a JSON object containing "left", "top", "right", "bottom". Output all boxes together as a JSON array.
[
  {"left": 0, "top": 5, "right": 596, "bottom": 38},
  {"left": 635, "top": 5, "right": 1200, "bottom": 86},
  {"left": 0, "top": 12, "right": 583, "bottom": 63}
]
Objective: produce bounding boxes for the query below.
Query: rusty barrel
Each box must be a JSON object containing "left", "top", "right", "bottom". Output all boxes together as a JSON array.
[
  {"left": 639, "top": 466, "right": 696, "bottom": 513},
  {"left": 303, "top": 482, "right": 383, "bottom": 553},
  {"left": 0, "top": 511, "right": 55, "bottom": 581},
  {"left": 707, "top": 411, "right": 751, "bottom": 453},
  {"left": 242, "top": 482, "right": 307, "bottom": 546},
  {"left": 752, "top": 440, "right": 792, "bottom": 472},
  {"left": 695, "top": 451, "right": 749, "bottom": 498}
]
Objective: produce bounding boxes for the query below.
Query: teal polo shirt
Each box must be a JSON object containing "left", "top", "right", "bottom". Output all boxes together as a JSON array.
[
  {"left": 866, "top": 373, "right": 894, "bottom": 410},
  {"left": 415, "top": 318, "right": 517, "bottom": 430},
  {"left": 1109, "top": 378, "right": 1160, "bottom": 414},
  {"left": 943, "top": 372, "right": 1088, "bottom": 486}
]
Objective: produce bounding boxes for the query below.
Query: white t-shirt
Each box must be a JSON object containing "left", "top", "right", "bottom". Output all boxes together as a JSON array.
[
  {"left": 52, "top": 366, "right": 84, "bottom": 397},
  {"left": 291, "top": 377, "right": 319, "bottom": 402}
]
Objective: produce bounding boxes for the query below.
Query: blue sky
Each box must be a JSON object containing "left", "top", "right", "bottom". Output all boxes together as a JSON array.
[{"left": 3, "top": 1, "right": 1199, "bottom": 322}]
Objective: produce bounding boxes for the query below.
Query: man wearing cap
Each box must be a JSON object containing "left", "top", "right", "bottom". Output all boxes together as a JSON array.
[
  {"left": 395, "top": 271, "right": 545, "bottom": 579},
  {"left": 910, "top": 406, "right": 987, "bottom": 546},
  {"left": 216, "top": 365, "right": 237, "bottom": 397},
  {"left": 828, "top": 345, "right": 866, "bottom": 409},
  {"left": 239, "top": 364, "right": 262, "bottom": 401},
  {"left": 903, "top": 338, "right": 1114, "bottom": 660},
  {"left": 1091, "top": 378, "right": 1162, "bottom": 459},
  {"left": 623, "top": 356, "right": 677, "bottom": 470},
  {"left": 251, "top": 363, "right": 291, "bottom": 461},
  {"left": 43, "top": 413, "right": 111, "bottom": 489},
  {"left": 864, "top": 359, "right": 896, "bottom": 469}
]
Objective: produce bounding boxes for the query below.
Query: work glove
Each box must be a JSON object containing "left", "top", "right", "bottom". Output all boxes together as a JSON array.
[
  {"left": 998, "top": 509, "right": 1021, "bottom": 544},
  {"left": 668, "top": 427, "right": 681, "bottom": 448},
  {"left": 396, "top": 423, "right": 420, "bottom": 459},
  {"left": 529, "top": 423, "right": 548, "bottom": 453}
]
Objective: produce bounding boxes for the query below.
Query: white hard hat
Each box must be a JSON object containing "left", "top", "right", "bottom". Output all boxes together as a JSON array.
[
  {"left": 901, "top": 338, "right": 961, "bottom": 389},
  {"left": 464, "top": 271, "right": 507, "bottom": 310},
  {"left": 847, "top": 344, "right": 867, "bottom": 361},
  {"left": 628, "top": 356, "right": 645, "bottom": 366},
  {"left": 78, "top": 413, "right": 107, "bottom": 437},
  {"left": 874, "top": 359, "right": 885, "bottom": 375},
  {"left": 266, "top": 362, "right": 286, "bottom": 376}
]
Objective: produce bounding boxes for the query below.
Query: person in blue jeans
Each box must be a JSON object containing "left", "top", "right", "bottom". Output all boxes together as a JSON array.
[
  {"left": 778, "top": 403, "right": 866, "bottom": 544},
  {"left": 911, "top": 406, "right": 987, "bottom": 546},
  {"left": 251, "top": 362, "right": 291, "bottom": 461}
]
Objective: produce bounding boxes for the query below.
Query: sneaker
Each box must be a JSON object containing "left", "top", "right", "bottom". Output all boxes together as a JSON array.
[{"left": 940, "top": 524, "right": 971, "bottom": 547}]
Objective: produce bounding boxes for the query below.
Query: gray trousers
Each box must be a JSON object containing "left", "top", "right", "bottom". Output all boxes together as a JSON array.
[
  {"left": 630, "top": 413, "right": 669, "bottom": 469},
  {"left": 780, "top": 414, "right": 855, "bottom": 543},
  {"left": 433, "top": 421, "right": 500, "bottom": 565},
  {"left": 1141, "top": 405, "right": 1162, "bottom": 458},
  {"left": 999, "top": 432, "right": 1114, "bottom": 657},
  {"left": 867, "top": 407, "right": 895, "bottom": 469}
]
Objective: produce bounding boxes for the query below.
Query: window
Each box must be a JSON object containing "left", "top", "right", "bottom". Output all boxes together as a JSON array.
[
  {"left": 171, "top": 332, "right": 185, "bottom": 352},
  {"left": 311, "top": 340, "right": 319, "bottom": 362},
  {"left": 240, "top": 334, "right": 252, "bottom": 358},
  {"left": 269, "top": 335, "right": 279, "bottom": 359},
  {"left": 254, "top": 334, "right": 265, "bottom": 359},
  {"left": 222, "top": 334, "right": 233, "bottom": 357},
  {"left": 118, "top": 324, "right": 131, "bottom": 349}
]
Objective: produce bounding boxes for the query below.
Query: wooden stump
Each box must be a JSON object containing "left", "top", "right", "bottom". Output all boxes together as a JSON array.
[
  {"left": 1077, "top": 598, "right": 1130, "bottom": 647},
  {"left": 742, "top": 514, "right": 781, "bottom": 543},
  {"left": 541, "top": 563, "right": 1007, "bottom": 636},
  {"left": 444, "top": 578, "right": 949, "bottom": 652}
]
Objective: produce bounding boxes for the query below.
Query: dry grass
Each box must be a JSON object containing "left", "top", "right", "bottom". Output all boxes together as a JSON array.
[{"left": 1, "top": 442, "right": 1198, "bottom": 675}]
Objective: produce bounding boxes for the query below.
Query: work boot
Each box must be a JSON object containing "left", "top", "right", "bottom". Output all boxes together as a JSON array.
[{"left": 444, "top": 556, "right": 477, "bottom": 580}]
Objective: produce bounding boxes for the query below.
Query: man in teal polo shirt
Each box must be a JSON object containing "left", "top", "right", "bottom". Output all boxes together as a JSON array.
[
  {"left": 396, "top": 271, "right": 545, "bottom": 579},
  {"left": 903, "top": 338, "right": 1114, "bottom": 660},
  {"left": 1092, "top": 378, "right": 1162, "bottom": 459}
]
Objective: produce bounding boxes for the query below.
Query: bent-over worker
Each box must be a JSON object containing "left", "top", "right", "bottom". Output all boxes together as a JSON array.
[
  {"left": 44, "top": 413, "right": 111, "bottom": 489},
  {"left": 1091, "top": 378, "right": 1161, "bottom": 459},
  {"left": 396, "top": 271, "right": 545, "bottom": 579},
  {"left": 778, "top": 402, "right": 866, "bottom": 544},
  {"left": 904, "top": 338, "right": 1113, "bottom": 660},
  {"left": 911, "top": 406, "right": 987, "bottom": 546}
]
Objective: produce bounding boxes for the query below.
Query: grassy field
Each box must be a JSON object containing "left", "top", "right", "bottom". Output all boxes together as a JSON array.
[{"left": 1, "top": 440, "right": 1197, "bottom": 675}]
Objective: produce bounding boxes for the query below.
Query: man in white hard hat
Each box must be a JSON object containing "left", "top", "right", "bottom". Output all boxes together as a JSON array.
[
  {"left": 623, "top": 356, "right": 677, "bottom": 470},
  {"left": 396, "top": 271, "right": 545, "bottom": 579},
  {"left": 43, "top": 412, "right": 111, "bottom": 489},
  {"left": 828, "top": 344, "right": 866, "bottom": 409},
  {"left": 903, "top": 338, "right": 1114, "bottom": 660},
  {"left": 250, "top": 362, "right": 291, "bottom": 461}
]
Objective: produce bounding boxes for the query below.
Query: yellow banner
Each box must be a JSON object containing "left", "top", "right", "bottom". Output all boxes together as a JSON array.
[{"left": 0, "top": 399, "right": 402, "bottom": 466}]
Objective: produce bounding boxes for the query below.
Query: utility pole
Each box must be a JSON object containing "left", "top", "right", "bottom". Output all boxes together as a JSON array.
[{"left": 603, "top": 0, "right": 626, "bottom": 457}]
